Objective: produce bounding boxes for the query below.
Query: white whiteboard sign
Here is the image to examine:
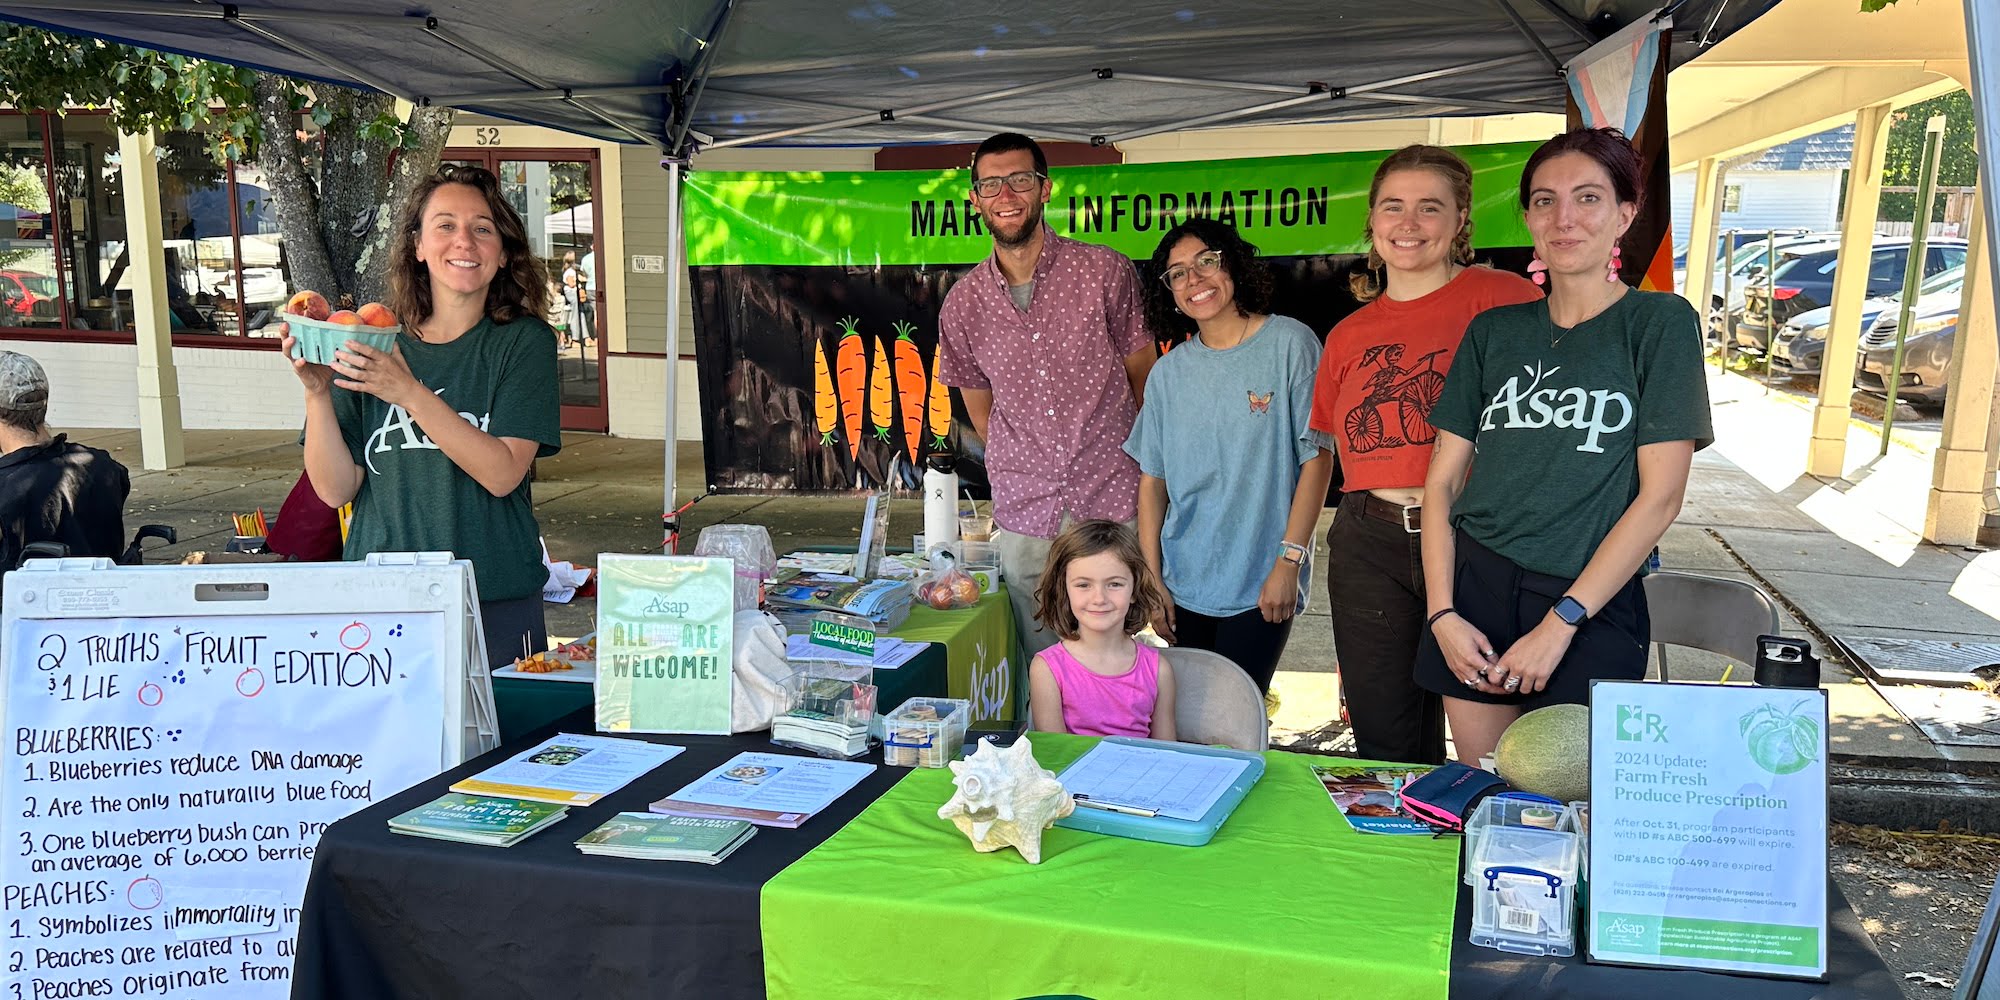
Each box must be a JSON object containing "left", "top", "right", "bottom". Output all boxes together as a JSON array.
[{"left": 1, "top": 559, "right": 482, "bottom": 999}]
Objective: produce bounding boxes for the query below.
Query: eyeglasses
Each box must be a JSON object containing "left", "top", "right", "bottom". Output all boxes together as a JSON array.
[
  {"left": 1161, "top": 250, "right": 1224, "bottom": 289},
  {"left": 971, "top": 170, "right": 1046, "bottom": 198}
]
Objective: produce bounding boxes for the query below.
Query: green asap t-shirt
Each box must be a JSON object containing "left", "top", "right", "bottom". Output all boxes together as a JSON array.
[
  {"left": 333, "top": 316, "right": 561, "bottom": 601},
  {"left": 1429, "top": 290, "right": 1712, "bottom": 579}
]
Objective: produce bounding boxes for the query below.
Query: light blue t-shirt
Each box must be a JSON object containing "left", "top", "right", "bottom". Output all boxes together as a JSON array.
[{"left": 1122, "top": 314, "right": 1323, "bottom": 617}]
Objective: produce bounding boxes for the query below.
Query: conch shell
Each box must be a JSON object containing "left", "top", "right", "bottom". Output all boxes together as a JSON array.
[{"left": 936, "top": 734, "right": 1075, "bottom": 864}]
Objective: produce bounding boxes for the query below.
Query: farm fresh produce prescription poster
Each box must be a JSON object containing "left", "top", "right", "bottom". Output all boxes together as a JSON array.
[
  {"left": 1587, "top": 680, "right": 1829, "bottom": 979},
  {"left": 682, "top": 142, "right": 1538, "bottom": 495}
]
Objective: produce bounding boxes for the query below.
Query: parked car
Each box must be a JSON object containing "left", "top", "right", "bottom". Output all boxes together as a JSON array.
[
  {"left": 1734, "top": 237, "right": 1967, "bottom": 354},
  {"left": 1856, "top": 276, "right": 1969, "bottom": 405},
  {"left": 0, "top": 269, "right": 56, "bottom": 322},
  {"left": 1683, "top": 233, "right": 1825, "bottom": 336},
  {"left": 1770, "top": 264, "right": 1964, "bottom": 377}
]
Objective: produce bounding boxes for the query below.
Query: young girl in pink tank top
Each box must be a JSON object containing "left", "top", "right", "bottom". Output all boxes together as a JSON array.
[{"left": 1027, "top": 520, "right": 1179, "bottom": 740}]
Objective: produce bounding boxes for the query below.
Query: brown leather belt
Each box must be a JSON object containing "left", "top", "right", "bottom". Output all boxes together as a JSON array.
[{"left": 1357, "top": 493, "right": 1422, "bottom": 533}]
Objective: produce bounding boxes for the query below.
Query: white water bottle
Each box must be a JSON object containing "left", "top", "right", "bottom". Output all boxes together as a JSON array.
[{"left": 923, "top": 454, "right": 959, "bottom": 556}]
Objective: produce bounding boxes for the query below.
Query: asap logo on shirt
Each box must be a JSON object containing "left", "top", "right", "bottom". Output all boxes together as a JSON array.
[
  {"left": 1478, "top": 362, "right": 1633, "bottom": 454},
  {"left": 363, "top": 387, "right": 493, "bottom": 474}
]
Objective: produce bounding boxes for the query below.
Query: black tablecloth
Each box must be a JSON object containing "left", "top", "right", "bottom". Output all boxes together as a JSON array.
[
  {"left": 294, "top": 716, "right": 1904, "bottom": 1000},
  {"left": 291, "top": 709, "right": 909, "bottom": 1000},
  {"left": 1448, "top": 876, "right": 1900, "bottom": 998}
]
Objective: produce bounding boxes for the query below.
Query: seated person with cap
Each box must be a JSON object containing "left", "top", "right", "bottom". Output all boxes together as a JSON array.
[{"left": 0, "top": 351, "right": 129, "bottom": 571}]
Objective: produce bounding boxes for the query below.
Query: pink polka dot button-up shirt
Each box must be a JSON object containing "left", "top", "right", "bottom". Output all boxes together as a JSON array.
[{"left": 938, "top": 227, "right": 1151, "bottom": 539}]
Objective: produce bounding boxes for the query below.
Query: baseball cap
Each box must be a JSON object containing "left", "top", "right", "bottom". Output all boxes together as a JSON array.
[{"left": 0, "top": 352, "right": 49, "bottom": 410}]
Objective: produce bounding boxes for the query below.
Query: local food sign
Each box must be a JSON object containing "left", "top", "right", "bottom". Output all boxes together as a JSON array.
[{"left": 1587, "top": 680, "right": 1828, "bottom": 979}]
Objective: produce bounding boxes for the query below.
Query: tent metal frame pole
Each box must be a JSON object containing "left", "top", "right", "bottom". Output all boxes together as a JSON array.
[
  {"left": 694, "top": 91, "right": 1096, "bottom": 144},
  {"left": 1110, "top": 73, "right": 1307, "bottom": 96},
  {"left": 663, "top": 158, "right": 686, "bottom": 553},
  {"left": 1, "top": 0, "right": 423, "bottom": 27},
  {"left": 1360, "top": 91, "right": 1565, "bottom": 115},
  {"left": 1106, "top": 90, "right": 1334, "bottom": 144},
  {"left": 228, "top": 19, "right": 416, "bottom": 103},
  {"left": 1343, "top": 54, "right": 1548, "bottom": 95},
  {"left": 1523, "top": 0, "right": 1599, "bottom": 44},
  {"left": 707, "top": 73, "right": 1093, "bottom": 149},
  {"left": 1967, "top": 0, "right": 2000, "bottom": 321},
  {"left": 1493, "top": 0, "right": 1568, "bottom": 75},
  {"left": 670, "top": 0, "right": 740, "bottom": 156},
  {"left": 424, "top": 23, "right": 667, "bottom": 149},
  {"left": 426, "top": 84, "right": 678, "bottom": 104},
  {"left": 898, "top": 115, "right": 1095, "bottom": 144}
]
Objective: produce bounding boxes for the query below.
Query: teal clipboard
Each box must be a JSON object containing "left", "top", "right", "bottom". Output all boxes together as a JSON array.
[{"left": 1053, "top": 737, "right": 1266, "bottom": 847}]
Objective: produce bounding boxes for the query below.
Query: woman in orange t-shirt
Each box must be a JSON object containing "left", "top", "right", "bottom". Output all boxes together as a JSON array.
[{"left": 1308, "top": 146, "right": 1542, "bottom": 764}]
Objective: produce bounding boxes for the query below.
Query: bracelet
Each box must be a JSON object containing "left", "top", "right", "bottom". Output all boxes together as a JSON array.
[
  {"left": 1426, "top": 608, "right": 1458, "bottom": 628},
  {"left": 1277, "top": 541, "right": 1308, "bottom": 566}
]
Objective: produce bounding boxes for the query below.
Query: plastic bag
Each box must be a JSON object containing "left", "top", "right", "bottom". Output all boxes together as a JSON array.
[
  {"left": 695, "top": 524, "right": 777, "bottom": 611},
  {"left": 914, "top": 550, "right": 982, "bottom": 611}
]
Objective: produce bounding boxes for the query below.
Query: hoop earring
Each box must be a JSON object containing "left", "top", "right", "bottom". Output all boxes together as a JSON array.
[
  {"left": 1527, "top": 256, "right": 1548, "bottom": 286},
  {"left": 1607, "top": 244, "right": 1623, "bottom": 283}
]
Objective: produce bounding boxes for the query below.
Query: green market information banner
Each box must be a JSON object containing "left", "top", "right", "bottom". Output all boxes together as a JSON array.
[
  {"left": 1588, "top": 680, "right": 1829, "bottom": 979},
  {"left": 683, "top": 142, "right": 1536, "bottom": 495},
  {"left": 595, "top": 555, "right": 736, "bottom": 734}
]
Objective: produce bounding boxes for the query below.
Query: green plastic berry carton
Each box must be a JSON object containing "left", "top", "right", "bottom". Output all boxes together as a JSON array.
[{"left": 285, "top": 314, "right": 401, "bottom": 365}]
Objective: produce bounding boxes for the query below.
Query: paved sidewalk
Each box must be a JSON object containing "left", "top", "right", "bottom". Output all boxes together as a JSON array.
[{"left": 82, "top": 364, "right": 2000, "bottom": 790}]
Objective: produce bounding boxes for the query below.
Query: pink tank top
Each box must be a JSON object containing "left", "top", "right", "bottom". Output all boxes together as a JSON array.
[{"left": 1041, "top": 641, "right": 1162, "bottom": 738}]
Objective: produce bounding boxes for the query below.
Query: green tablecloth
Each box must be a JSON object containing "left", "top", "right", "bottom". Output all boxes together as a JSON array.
[
  {"left": 761, "top": 733, "right": 1459, "bottom": 1000},
  {"left": 893, "top": 586, "right": 1022, "bottom": 726}
]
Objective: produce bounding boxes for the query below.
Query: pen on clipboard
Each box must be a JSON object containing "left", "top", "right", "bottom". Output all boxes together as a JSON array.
[{"left": 1072, "top": 794, "right": 1158, "bottom": 818}]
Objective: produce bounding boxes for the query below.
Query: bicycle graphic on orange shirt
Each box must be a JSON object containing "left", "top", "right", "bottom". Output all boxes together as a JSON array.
[{"left": 1344, "top": 343, "right": 1448, "bottom": 452}]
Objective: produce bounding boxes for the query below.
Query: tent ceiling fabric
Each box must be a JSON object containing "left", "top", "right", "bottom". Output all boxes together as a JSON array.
[{"left": 0, "top": 0, "right": 1777, "bottom": 150}]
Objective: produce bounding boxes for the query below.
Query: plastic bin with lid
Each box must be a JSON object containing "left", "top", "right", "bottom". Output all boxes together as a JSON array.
[{"left": 1470, "top": 823, "right": 1580, "bottom": 957}]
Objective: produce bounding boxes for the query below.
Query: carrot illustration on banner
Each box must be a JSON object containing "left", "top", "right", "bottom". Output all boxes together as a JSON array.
[
  {"left": 892, "top": 321, "right": 926, "bottom": 463},
  {"left": 869, "top": 334, "right": 894, "bottom": 443},
  {"left": 835, "top": 317, "right": 866, "bottom": 461},
  {"left": 812, "top": 336, "right": 839, "bottom": 446},
  {"left": 927, "top": 353, "right": 953, "bottom": 450}
]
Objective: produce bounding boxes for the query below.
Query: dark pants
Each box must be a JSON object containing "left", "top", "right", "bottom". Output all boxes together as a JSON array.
[
  {"left": 1174, "top": 605, "right": 1292, "bottom": 694},
  {"left": 1326, "top": 494, "right": 1447, "bottom": 765},
  {"left": 480, "top": 594, "right": 548, "bottom": 670},
  {"left": 1413, "top": 529, "right": 1650, "bottom": 707}
]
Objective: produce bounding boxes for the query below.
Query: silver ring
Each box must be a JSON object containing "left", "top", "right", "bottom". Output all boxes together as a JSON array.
[
  {"left": 1463, "top": 677, "right": 1477, "bottom": 688},
  {"left": 1504, "top": 677, "right": 1522, "bottom": 691}
]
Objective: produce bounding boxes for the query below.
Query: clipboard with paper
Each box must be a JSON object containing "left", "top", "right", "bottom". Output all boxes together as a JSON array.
[{"left": 1054, "top": 737, "right": 1266, "bottom": 847}]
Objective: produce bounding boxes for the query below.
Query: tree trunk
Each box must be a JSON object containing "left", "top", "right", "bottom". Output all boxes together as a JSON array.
[{"left": 249, "top": 74, "right": 454, "bottom": 308}]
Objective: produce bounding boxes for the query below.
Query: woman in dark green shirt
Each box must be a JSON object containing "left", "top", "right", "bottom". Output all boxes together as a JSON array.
[
  {"left": 1416, "top": 128, "right": 1712, "bottom": 764},
  {"left": 284, "top": 165, "right": 562, "bottom": 668}
]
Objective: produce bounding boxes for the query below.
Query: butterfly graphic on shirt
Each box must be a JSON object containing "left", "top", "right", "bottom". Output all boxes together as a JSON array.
[
  {"left": 1247, "top": 391, "right": 1274, "bottom": 414},
  {"left": 1344, "top": 342, "right": 1448, "bottom": 453}
]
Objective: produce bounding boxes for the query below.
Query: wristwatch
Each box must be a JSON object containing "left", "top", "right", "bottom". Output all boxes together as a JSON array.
[
  {"left": 1552, "top": 595, "right": 1589, "bottom": 627},
  {"left": 1278, "top": 541, "right": 1308, "bottom": 566}
]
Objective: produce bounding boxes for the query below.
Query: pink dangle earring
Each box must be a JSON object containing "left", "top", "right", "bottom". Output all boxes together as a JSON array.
[
  {"left": 1607, "top": 244, "right": 1623, "bottom": 283},
  {"left": 1527, "top": 256, "right": 1547, "bottom": 286}
]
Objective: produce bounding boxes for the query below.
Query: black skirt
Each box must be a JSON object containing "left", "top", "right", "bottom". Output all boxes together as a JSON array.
[{"left": 1413, "top": 529, "right": 1649, "bottom": 707}]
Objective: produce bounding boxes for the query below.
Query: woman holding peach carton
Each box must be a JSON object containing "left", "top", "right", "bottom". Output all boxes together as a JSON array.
[{"left": 283, "top": 164, "right": 561, "bottom": 666}]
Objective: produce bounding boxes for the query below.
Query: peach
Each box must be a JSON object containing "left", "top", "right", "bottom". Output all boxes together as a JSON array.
[
  {"left": 284, "top": 290, "right": 331, "bottom": 321},
  {"left": 355, "top": 302, "right": 398, "bottom": 328},
  {"left": 326, "top": 310, "right": 364, "bottom": 325}
]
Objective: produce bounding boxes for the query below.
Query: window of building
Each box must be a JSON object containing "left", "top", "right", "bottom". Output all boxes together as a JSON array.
[
  {"left": 1, "top": 111, "right": 288, "bottom": 346},
  {"left": 1721, "top": 184, "right": 1743, "bottom": 213}
]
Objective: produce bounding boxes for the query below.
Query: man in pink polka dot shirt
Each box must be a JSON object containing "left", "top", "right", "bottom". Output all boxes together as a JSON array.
[{"left": 937, "top": 133, "right": 1157, "bottom": 655}]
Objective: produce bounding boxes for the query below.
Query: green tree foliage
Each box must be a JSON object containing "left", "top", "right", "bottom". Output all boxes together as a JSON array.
[
  {"left": 0, "top": 24, "right": 454, "bottom": 305},
  {"left": 1879, "top": 90, "right": 1977, "bottom": 224}
]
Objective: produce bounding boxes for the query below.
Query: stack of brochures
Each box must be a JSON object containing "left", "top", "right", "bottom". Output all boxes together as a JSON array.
[
  {"left": 575, "top": 812, "right": 757, "bottom": 864},
  {"left": 388, "top": 793, "right": 570, "bottom": 847},
  {"left": 771, "top": 708, "right": 872, "bottom": 758},
  {"left": 765, "top": 573, "right": 913, "bottom": 633},
  {"left": 449, "top": 733, "right": 684, "bottom": 807},
  {"left": 651, "top": 751, "right": 877, "bottom": 829}
]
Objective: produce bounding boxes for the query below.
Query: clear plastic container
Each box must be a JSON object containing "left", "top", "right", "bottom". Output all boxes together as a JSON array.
[
  {"left": 1463, "top": 792, "right": 1569, "bottom": 887},
  {"left": 880, "top": 696, "right": 970, "bottom": 768},
  {"left": 694, "top": 524, "right": 777, "bottom": 611},
  {"left": 1469, "top": 824, "right": 1579, "bottom": 958}
]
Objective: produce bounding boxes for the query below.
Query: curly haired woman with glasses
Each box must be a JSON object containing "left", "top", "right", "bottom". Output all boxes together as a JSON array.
[{"left": 1122, "top": 217, "right": 1333, "bottom": 693}]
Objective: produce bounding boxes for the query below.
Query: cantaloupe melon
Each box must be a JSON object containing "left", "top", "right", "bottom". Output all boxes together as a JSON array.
[{"left": 1493, "top": 703, "right": 1591, "bottom": 803}]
